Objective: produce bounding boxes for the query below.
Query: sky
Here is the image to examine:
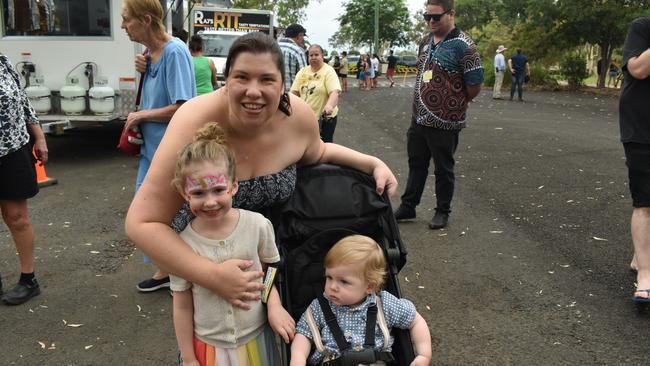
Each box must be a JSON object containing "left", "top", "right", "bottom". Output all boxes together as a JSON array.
[{"left": 302, "top": 0, "right": 424, "bottom": 52}]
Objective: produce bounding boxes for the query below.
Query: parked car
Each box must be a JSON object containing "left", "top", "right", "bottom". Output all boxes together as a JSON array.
[
  {"left": 347, "top": 55, "right": 360, "bottom": 69},
  {"left": 397, "top": 55, "right": 418, "bottom": 67}
]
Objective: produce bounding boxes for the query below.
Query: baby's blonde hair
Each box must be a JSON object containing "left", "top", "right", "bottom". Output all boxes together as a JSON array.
[
  {"left": 172, "top": 122, "right": 236, "bottom": 194},
  {"left": 324, "top": 235, "right": 387, "bottom": 291}
]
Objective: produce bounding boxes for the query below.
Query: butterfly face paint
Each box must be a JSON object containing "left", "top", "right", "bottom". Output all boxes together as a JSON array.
[
  {"left": 184, "top": 174, "right": 229, "bottom": 196},
  {"left": 183, "top": 164, "right": 237, "bottom": 221}
]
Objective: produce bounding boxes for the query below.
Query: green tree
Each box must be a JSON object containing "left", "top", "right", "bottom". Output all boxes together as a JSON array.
[
  {"left": 456, "top": 0, "right": 559, "bottom": 66},
  {"left": 560, "top": 53, "right": 590, "bottom": 88},
  {"left": 456, "top": 0, "right": 531, "bottom": 30},
  {"left": 466, "top": 16, "right": 513, "bottom": 60},
  {"left": 455, "top": 0, "right": 501, "bottom": 30},
  {"left": 524, "top": 0, "right": 650, "bottom": 87},
  {"left": 404, "top": 8, "right": 427, "bottom": 50},
  {"left": 329, "top": 0, "right": 412, "bottom": 51},
  {"left": 231, "top": 0, "right": 312, "bottom": 27},
  {"left": 458, "top": 0, "right": 650, "bottom": 88}
]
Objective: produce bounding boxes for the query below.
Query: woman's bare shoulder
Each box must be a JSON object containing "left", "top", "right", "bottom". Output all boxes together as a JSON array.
[
  {"left": 172, "top": 90, "right": 229, "bottom": 128},
  {"left": 280, "top": 94, "right": 323, "bottom": 164},
  {"left": 286, "top": 94, "right": 317, "bottom": 131}
]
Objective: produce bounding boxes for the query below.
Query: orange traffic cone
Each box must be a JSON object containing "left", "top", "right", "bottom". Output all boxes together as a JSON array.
[{"left": 33, "top": 148, "right": 57, "bottom": 188}]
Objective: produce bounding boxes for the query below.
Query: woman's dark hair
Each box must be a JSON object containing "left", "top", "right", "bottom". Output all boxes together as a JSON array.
[
  {"left": 189, "top": 35, "right": 203, "bottom": 52},
  {"left": 223, "top": 32, "right": 291, "bottom": 116}
]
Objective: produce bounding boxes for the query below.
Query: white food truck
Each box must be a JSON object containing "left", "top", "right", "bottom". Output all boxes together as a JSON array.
[{"left": 0, "top": 0, "right": 272, "bottom": 134}]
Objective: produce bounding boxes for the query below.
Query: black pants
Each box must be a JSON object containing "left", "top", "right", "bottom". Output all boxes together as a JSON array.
[
  {"left": 510, "top": 73, "right": 524, "bottom": 100},
  {"left": 624, "top": 142, "right": 650, "bottom": 208},
  {"left": 320, "top": 115, "right": 338, "bottom": 143},
  {"left": 400, "top": 122, "right": 459, "bottom": 214}
]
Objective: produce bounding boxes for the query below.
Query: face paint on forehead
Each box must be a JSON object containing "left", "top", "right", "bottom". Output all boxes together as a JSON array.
[{"left": 185, "top": 174, "right": 229, "bottom": 192}]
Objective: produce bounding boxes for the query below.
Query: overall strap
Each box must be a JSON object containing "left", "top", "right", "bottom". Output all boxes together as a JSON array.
[
  {"left": 375, "top": 296, "right": 391, "bottom": 351},
  {"left": 305, "top": 305, "right": 327, "bottom": 355},
  {"left": 364, "top": 303, "right": 377, "bottom": 348},
  {"left": 318, "top": 295, "right": 351, "bottom": 352}
]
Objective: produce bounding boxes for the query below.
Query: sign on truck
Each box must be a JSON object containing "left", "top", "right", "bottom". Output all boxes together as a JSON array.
[
  {"left": 192, "top": 9, "right": 273, "bottom": 33},
  {"left": 190, "top": 7, "right": 274, "bottom": 82}
]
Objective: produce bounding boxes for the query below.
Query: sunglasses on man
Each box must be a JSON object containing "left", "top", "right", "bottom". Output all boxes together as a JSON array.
[{"left": 423, "top": 10, "right": 450, "bottom": 22}]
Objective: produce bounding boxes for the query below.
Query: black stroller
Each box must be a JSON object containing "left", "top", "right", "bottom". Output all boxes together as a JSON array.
[{"left": 269, "top": 164, "right": 415, "bottom": 365}]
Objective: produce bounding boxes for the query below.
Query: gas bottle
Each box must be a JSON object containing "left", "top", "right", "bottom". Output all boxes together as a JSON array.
[
  {"left": 89, "top": 76, "right": 115, "bottom": 115},
  {"left": 25, "top": 75, "right": 51, "bottom": 114},
  {"left": 60, "top": 76, "right": 86, "bottom": 115}
]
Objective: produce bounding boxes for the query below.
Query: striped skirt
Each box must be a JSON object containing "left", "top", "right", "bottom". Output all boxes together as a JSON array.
[{"left": 180, "top": 326, "right": 281, "bottom": 366}]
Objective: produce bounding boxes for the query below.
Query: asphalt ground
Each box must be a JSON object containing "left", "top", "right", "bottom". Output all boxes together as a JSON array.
[{"left": 1, "top": 80, "right": 648, "bottom": 365}]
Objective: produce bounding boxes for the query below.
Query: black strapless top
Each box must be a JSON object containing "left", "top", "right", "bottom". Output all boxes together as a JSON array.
[{"left": 171, "top": 164, "right": 296, "bottom": 233}]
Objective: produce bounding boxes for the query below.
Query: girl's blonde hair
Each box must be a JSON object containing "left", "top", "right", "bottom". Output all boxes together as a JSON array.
[
  {"left": 324, "top": 235, "right": 387, "bottom": 291},
  {"left": 172, "top": 122, "right": 236, "bottom": 194},
  {"left": 123, "top": 0, "right": 165, "bottom": 33}
]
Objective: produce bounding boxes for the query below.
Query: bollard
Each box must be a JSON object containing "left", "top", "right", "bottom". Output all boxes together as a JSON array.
[{"left": 33, "top": 148, "right": 57, "bottom": 187}]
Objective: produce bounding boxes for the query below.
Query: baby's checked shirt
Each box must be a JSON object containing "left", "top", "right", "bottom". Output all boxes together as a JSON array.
[{"left": 295, "top": 291, "right": 416, "bottom": 365}]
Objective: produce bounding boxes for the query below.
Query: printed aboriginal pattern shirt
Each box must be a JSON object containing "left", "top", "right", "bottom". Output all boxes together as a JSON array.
[{"left": 412, "top": 28, "right": 484, "bottom": 130}]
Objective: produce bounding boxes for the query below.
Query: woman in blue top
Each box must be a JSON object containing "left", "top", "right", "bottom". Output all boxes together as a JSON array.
[{"left": 121, "top": 0, "right": 196, "bottom": 292}]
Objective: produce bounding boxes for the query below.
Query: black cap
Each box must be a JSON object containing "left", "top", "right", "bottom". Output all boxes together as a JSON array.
[{"left": 285, "top": 24, "right": 306, "bottom": 38}]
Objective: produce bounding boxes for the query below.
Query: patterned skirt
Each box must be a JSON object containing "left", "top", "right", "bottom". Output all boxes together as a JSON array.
[{"left": 180, "top": 326, "right": 281, "bottom": 366}]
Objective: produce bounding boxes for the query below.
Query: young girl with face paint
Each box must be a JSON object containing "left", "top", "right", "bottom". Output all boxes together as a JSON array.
[{"left": 169, "top": 123, "right": 295, "bottom": 366}]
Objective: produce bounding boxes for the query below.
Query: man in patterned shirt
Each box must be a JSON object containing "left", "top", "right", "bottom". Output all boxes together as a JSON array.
[
  {"left": 394, "top": 0, "right": 483, "bottom": 230},
  {"left": 279, "top": 24, "right": 307, "bottom": 91}
]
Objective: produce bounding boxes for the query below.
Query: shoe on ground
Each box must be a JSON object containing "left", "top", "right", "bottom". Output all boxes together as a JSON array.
[
  {"left": 394, "top": 205, "right": 416, "bottom": 221},
  {"left": 633, "top": 289, "right": 650, "bottom": 303},
  {"left": 2, "top": 281, "right": 41, "bottom": 305},
  {"left": 429, "top": 211, "right": 449, "bottom": 230},
  {"left": 390, "top": 81, "right": 395, "bottom": 87},
  {"left": 137, "top": 276, "right": 171, "bottom": 292}
]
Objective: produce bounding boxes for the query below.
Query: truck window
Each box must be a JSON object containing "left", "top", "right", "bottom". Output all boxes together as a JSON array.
[
  {"left": 2, "top": 0, "right": 111, "bottom": 37},
  {"left": 201, "top": 33, "right": 243, "bottom": 58}
]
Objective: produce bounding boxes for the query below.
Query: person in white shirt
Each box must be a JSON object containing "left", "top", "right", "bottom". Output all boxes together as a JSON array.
[
  {"left": 493, "top": 45, "right": 507, "bottom": 99},
  {"left": 371, "top": 54, "right": 380, "bottom": 88},
  {"left": 339, "top": 51, "right": 349, "bottom": 92}
]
